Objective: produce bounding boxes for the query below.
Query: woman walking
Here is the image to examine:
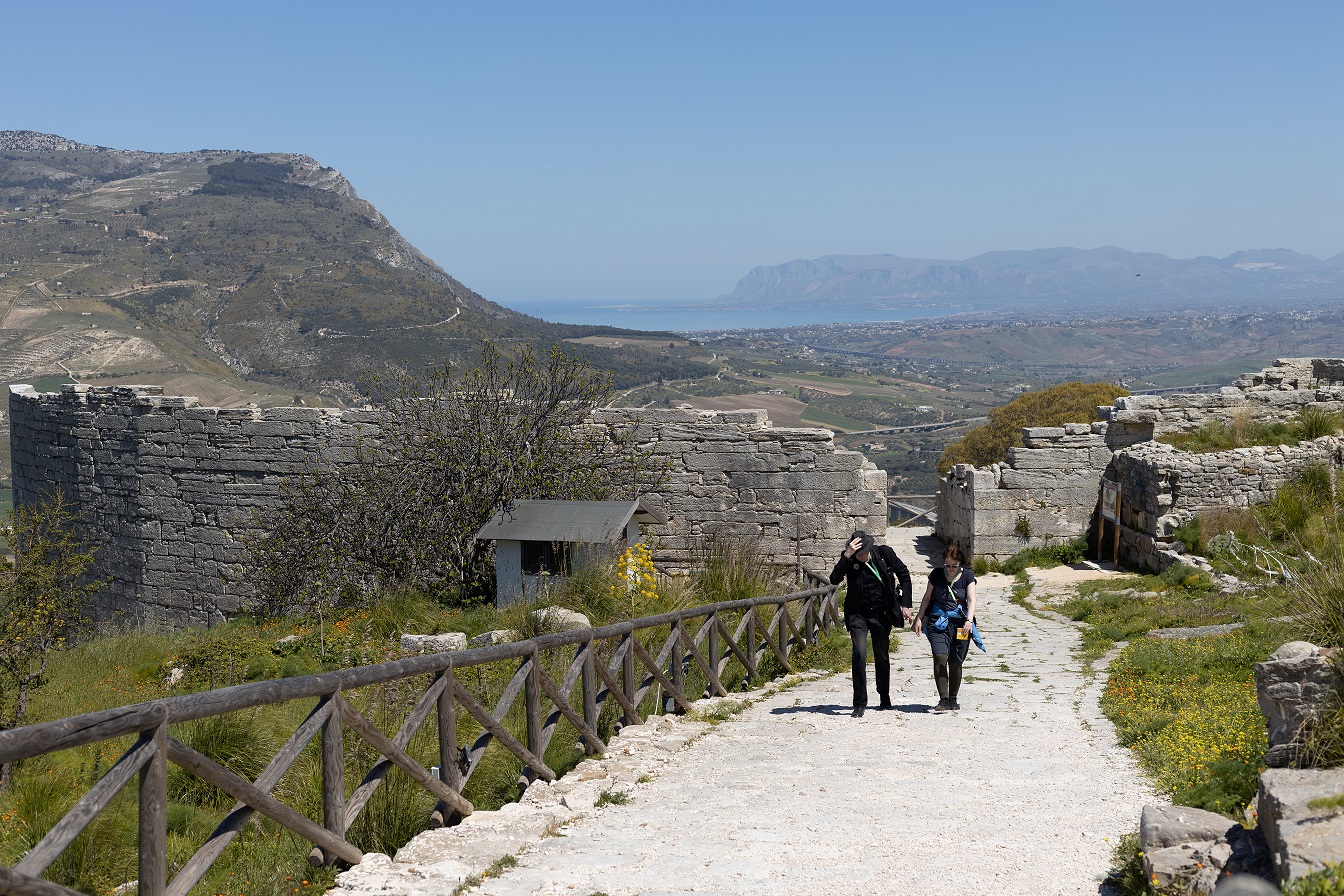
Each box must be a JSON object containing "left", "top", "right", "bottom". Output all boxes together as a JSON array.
[{"left": 912, "top": 544, "right": 984, "bottom": 713}]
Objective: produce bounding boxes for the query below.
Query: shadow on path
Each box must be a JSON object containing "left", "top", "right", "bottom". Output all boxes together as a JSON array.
[
  {"left": 891, "top": 703, "right": 931, "bottom": 714},
  {"left": 768, "top": 704, "right": 852, "bottom": 716}
]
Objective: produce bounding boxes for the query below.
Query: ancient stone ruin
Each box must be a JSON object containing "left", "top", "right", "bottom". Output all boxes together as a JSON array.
[
  {"left": 936, "top": 358, "right": 1344, "bottom": 570},
  {"left": 8, "top": 386, "right": 885, "bottom": 629}
]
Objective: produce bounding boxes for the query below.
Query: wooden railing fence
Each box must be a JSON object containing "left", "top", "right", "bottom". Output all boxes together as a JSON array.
[{"left": 0, "top": 575, "right": 840, "bottom": 896}]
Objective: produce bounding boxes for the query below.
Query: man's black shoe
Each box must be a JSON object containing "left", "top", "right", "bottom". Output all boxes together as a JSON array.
[
  {"left": 950, "top": 699, "right": 961, "bottom": 711},
  {"left": 878, "top": 701, "right": 893, "bottom": 710},
  {"left": 930, "top": 699, "right": 952, "bottom": 714},
  {"left": 851, "top": 706, "right": 865, "bottom": 718}
]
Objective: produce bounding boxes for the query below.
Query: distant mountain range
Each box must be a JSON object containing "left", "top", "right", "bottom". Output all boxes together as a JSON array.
[{"left": 717, "top": 247, "right": 1344, "bottom": 313}]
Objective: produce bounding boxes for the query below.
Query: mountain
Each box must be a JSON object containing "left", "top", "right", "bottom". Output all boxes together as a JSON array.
[
  {"left": 0, "top": 131, "right": 708, "bottom": 399},
  {"left": 717, "top": 246, "right": 1344, "bottom": 313}
]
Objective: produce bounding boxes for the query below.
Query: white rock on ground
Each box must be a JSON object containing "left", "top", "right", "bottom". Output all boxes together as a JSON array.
[
  {"left": 331, "top": 528, "right": 1157, "bottom": 896},
  {"left": 400, "top": 633, "right": 468, "bottom": 654}
]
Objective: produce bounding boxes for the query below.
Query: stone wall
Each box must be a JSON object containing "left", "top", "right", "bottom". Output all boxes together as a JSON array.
[
  {"left": 1104, "top": 359, "right": 1344, "bottom": 449},
  {"left": 937, "top": 423, "right": 1111, "bottom": 561},
  {"left": 934, "top": 358, "right": 1344, "bottom": 569},
  {"left": 10, "top": 386, "right": 885, "bottom": 629},
  {"left": 593, "top": 408, "right": 887, "bottom": 575},
  {"left": 9, "top": 384, "right": 382, "bottom": 628},
  {"left": 1111, "top": 436, "right": 1344, "bottom": 571}
]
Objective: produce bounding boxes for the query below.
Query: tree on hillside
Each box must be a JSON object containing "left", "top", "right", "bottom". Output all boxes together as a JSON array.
[
  {"left": 248, "top": 344, "right": 666, "bottom": 613},
  {"left": 0, "top": 490, "right": 99, "bottom": 787},
  {"left": 937, "top": 381, "right": 1129, "bottom": 474}
]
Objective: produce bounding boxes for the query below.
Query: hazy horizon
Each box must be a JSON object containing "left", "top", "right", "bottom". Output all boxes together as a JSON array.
[{"left": 10, "top": 1, "right": 1344, "bottom": 305}]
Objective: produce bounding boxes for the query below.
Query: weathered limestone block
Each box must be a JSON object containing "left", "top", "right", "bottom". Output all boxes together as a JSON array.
[
  {"left": 1140, "top": 805, "right": 1272, "bottom": 894},
  {"left": 999, "top": 468, "right": 1102, "bottom": 490},
  {"left": 813, "top": 450, "right": 868, "bottom": 472},
  {"left": 769, "top": 427, "right": 834, "bottom": 442},
  {"left": 1259, "top": 768, "right": 1344, "bottom": 883},
  {"left": 1005, "top": 446, "right": 1094, "bottom": 470},
  {"left": 399, "top": 633, "right": 467, "bottom": 654},
  {"left": 468, "top": 630, "right": 519, "bottom": 648},
  {"left": 1256, "top": 642, "right": 1339, "bottom": 768},
  {"left": 530, "top": 607, "right": 591, "bottom": 632},
  {"left": 658, "top": 425, "right": 749, "bottom": 442}
]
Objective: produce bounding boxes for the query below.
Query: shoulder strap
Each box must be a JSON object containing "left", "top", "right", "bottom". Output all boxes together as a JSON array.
[{"left": 871, "top": 551, "right": 896, "bottom": 597}]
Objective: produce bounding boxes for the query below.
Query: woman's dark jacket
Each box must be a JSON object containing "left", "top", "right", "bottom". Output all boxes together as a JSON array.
[{"left": 829, "top": 545, "right": 913, "bottom": 628}]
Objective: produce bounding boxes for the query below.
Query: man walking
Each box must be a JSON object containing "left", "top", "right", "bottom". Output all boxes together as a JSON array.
[{"left": 829, "top": 530, "right": 912, "bottom": 717}]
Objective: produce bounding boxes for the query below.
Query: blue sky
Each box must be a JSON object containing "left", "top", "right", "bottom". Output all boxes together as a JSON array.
[{"left": 7, "top": 1, "right": 1343, "bottom": 303}]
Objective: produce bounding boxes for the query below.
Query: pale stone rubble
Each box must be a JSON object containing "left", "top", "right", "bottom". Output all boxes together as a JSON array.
[{"left": 936, "top": 358, "right": 1344, "bottom": 571}]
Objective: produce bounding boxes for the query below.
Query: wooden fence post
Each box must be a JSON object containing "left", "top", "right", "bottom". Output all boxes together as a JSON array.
[
  {"left": 670, "top": 621, "right": 686, "bottom": 711},
  {"left": 707, "top": 613, "right": 721, "bottom": 683},
  {"left": 321, "top": 692, "right": 345, "bottom": 866},
  {"left": 745, "top": 612, "right": 757, "bottom": 681},
  {"left": 621, "top": 635, "right": 637, "bottom": 724},
  {"left": 582, "top": 641, "right": 598, "bottom": 753},
  {"left": 523, "top": 649, "right": 543, "bottom": 787},
  {"left": 432, "top": 666, "right": 461, "bottom": 828},
  {"left": 138, "top": 722, "right": 167, "bottom": 896}
]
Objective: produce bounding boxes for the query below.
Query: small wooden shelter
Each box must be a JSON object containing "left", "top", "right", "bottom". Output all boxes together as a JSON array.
[{"left": 474, "top": 499, "right": 668, "bottom": 607}]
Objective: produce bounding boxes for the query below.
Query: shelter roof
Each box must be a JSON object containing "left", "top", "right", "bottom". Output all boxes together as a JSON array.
[{"left": 474, "top": 499, "right": 667, "bottom": 544}]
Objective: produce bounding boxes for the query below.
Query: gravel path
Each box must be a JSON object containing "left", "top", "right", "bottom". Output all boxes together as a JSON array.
[
  {"left": 331, "top": 532, "right": 1157, "bottom": 896},
  {"left": 464, "top": 543, "right": 1155, "bottom": 896}
]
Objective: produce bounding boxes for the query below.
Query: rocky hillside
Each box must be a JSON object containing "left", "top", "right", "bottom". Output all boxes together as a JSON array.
[{"left": 0, "top": 131, "right": 708, "bottom": 396}]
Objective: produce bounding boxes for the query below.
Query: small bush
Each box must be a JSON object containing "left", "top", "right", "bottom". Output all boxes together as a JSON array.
[
  {"left": 1299, "top": 406, "right": 1344, "bottom": 441},
  {"left": 998, "top": 538, "right": 1089, "bottom": 575},
  {"left": 691, "top": 534, "right": 783, "bottom": 604},
  {"left": 1281, "top": 534, "right": 1344, "bottom": 649},
  {"left": 1159, "top": 563, "right": 1214, "bottom": 592},
  {"left": 1171, "top": 755, "right": 1262, "bottom": 816},
  {"left": 168, "top": 710, "right": 272, "bottom": 809},
  {"left": 1286, "top": 862, "right": 1344, "bottom": 896},
  {"left": 595, "top": 789, "right": 631, "bottom": 807},
  {"left": 1172, "top": 516, "right": 1203, "bottom": 555},
  {"left": 1105, "top": 832, "right": 1149, "bottom": 896}
]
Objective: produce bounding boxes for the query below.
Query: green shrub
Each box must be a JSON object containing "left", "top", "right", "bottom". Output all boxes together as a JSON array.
[
  {"left": 939, "top": 381, "right": 1128, "bottom": 473},
  {"left": 1171, "top": 755, "right": 1262, "bottom": 815},
  {"left": 1280, "top": 533, "right": 1344, "bottom": 650},
  {"left": 1105, "top": 832, "right": 1149, "bottom": 896},
  {"left": 998, "top": 538, "right": 1089, "bottom": 575},
  {"left": 1298, "top": 406, "right": 1344, "bottom": 441},
  {"left": 691, "top": 534, "right": 784, "bottom": 604},
  {"left": 1171, "top": 516, "right": 1203, "bottom": 555},
  {"left": 168, "top": 710, "right": 272, "bottom": 809},
  {"left": 1286, "top": 862, "right": 1344, "bottom": 896},
  {"left": 1159, "top": 563, "right": 1214, "bottom": 592}
]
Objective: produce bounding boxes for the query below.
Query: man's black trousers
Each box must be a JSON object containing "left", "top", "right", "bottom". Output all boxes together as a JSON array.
[{"left": 847, "top": 614, "right": 891, "bottom": 708}]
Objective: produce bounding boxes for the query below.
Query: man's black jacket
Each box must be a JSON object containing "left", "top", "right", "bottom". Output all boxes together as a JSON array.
[{"left": 829, "top": 544, "right": 913, "bottom": 628}]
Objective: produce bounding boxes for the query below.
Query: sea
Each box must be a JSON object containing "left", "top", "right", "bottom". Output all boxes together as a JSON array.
[{"left": 506, "top": 299, "right": 939, "bottom": 334}]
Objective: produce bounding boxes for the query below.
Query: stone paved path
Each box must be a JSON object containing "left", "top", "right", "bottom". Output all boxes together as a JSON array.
[{"left": 332, "top": 531, "right": 1156, "bottom": 896}]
